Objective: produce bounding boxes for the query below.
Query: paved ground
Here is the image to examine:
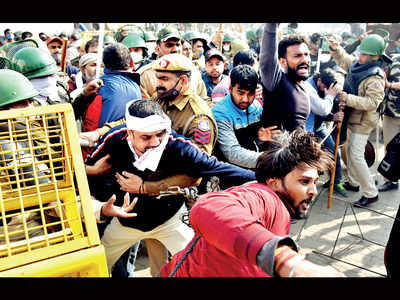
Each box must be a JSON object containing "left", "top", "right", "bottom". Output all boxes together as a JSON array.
[{"left": 134, "top": 126, "right": 397, "bottom": 278}]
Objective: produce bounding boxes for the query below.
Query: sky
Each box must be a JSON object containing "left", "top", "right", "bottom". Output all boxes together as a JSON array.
[{"left": 0, "top": 23, "right": 76, "bottom": 36}]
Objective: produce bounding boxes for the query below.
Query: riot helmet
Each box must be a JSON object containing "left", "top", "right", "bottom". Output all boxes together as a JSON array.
[
  {"left": 11, "top": 47, "right": 58, "bottom": 79},
  {"left": 0, "top": 69, "right": 39, "bottom": 108}
]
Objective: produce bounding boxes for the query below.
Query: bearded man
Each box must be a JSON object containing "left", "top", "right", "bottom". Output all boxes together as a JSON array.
[
  {"left": 46, "top": 36, "right": 79, "bottom": 78},
  {"left": 153, "top": 53, "right": 217, "bottom": 155},
  {"left": 161, "top": 129, "right": 345, "bottom": 277},
  {"left": 259, "top": 23, "right": 312, "bottom": 132}
]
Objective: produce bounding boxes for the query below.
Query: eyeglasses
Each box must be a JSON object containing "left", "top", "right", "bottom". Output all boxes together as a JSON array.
[{"left": 49, "top": 45, "right": 62, "bottom": 50}]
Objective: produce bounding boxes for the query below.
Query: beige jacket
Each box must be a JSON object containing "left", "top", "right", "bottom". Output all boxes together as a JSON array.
[{"left": 330, "top": 46, "right": 385, "bottom": 134}]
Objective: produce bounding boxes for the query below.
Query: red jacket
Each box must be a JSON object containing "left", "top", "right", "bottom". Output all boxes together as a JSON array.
[{"left": 161, "top": 182, "right": 292, "bottom": 277}]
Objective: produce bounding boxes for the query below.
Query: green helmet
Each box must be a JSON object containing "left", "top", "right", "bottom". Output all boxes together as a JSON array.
[
  {"left": 122, "top": 33, "right": 148, "bottom": 50},
  {"left": 0, "top": 69, "right": 39, "bottom": 108},
  {"left": 11, "top": 47, "right": 57, "bottom": 79},
  {"left": 256, "top": 27, "right": 263, "bottom": 39},
  {"left": 372, "top": 28, "right": 390, "bottom": 45},
  {"left": 183, "top": 31, "right": 207, "bottom": 45},
  {"left": 223, "top": 33, "right": 233, "bottom": 43},
  {"left": 359, "top": 34, "right": 385, "bottom": 56},
  {"left": 143, "top": 31, "right": 156, "bottom": 42},
  {"left": 231, "top": 39, "right": 249, "bottom": 57},
  {"left": 246, "top": 29, "right": 256, "bottom": 41},
  {"left": 104, "top": 34, "right": 116, "bottom": 45},
  {"left": 0, "top": 38, "right": 39, "bottom": 60}
]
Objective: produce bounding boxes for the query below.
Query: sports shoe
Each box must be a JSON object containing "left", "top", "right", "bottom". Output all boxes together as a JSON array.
[
  {"left": 378, "top": 181, "right": 398, "bottom": 192},
  {"left": 334, "top": 183, "right": 348, "bottom": 197},
  {"left": 343, "top": 182, "right": 360, "bottom": 192}
]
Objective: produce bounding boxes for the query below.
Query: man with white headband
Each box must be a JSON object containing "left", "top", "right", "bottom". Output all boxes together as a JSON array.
[{"left": 85, "top": 98, "right": 257, "bottom": 276}]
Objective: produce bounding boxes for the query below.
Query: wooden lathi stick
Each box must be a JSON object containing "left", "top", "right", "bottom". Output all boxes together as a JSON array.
[{"left": 328, "top": 106, "right": 344, "bottom": 209}]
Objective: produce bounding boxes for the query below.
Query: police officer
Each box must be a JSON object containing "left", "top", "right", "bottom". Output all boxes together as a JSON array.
[
  {"left": 10, "top": 47, "right": 71, "bottom": 105},
  {"left": 246, "top": 29, "right": 258, "bottom": 53},
  {"left": 138, "top": 26, "right": 209, "bottom": 103},
  {"left": 152, "top": 53, "right": 217, "bottom": 155},
  {"left": 182, "top": 31, "right": 208, "bottom": 70},
  {"left": 329, "top": 33, "right": 386, "bottom": 207},
  {"left": 0, "top": 69, "right": 62, "bottom": 165},
  {"left": 121, "top": 33, "right": 151, "bottom": 71}
]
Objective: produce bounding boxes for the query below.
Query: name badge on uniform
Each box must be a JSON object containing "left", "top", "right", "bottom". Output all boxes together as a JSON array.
[{"left": 194, "top": 119, "right": 211, "bottom": 144}]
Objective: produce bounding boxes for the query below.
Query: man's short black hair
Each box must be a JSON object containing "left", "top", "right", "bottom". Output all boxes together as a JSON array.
[
  {"left": 21, "top": 31, "right": 32, "bottom": 40},
  {"left": 103, "top": 43, "right": 131, "bottom": 71},
  {"left": 85, "top": 37, "right": 99, "bottom": 53},
  {"left": 127, "top": 98, "right": 165, "bottom": 118},
  {"left": 230, "top": 64, "right": 258, "bottom": 92},
  {"left": 314, "top": 67, "right": 337, "bottom": 88},
  {"left": 278, "top": 35, "right": 307, "bottom": 59},
  {"left": 233, "top": 49, "right": 258, "bottom": 68}
]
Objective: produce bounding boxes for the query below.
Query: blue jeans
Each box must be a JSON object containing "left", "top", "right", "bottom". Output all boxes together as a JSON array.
[
  {"left": 315, "top": 125, "right": 342, "bottom": 185},
  {"left": 111, "top": 241, "right": 140, "bottom": 277}
]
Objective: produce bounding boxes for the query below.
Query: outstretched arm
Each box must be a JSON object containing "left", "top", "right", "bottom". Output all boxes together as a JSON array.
[{"left": 259, "top": 23, "right": 282, "bottom": 92}]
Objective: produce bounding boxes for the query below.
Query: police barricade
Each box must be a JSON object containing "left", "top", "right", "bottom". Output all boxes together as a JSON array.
[{"left": 0, "top": 103, "right": 108, "bottom": 277}]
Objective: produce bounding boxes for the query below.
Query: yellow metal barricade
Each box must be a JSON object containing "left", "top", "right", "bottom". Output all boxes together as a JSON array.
[{"left": 0, "top": 103, "right": 108, "bottom": 277}]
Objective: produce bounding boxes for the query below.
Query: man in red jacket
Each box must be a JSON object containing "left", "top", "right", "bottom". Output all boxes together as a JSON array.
[{"left": 161, "top": 129, "right": 345, "bottom": 277}]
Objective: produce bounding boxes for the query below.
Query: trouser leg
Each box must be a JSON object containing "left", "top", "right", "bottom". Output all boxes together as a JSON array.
[
  {"left": 347, "top": 132, "right": 378, "bottom": 198},
  {"left": 145, "top": 239, "right": 169, "bottom": 277}
]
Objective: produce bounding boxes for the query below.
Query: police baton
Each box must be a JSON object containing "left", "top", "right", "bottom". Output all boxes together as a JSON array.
[
  {"left": 328, "top": 102, "right": 344, "bottom": 209},
  {"left": 60, "top": 39, "right": 68, "bottom": 75}
]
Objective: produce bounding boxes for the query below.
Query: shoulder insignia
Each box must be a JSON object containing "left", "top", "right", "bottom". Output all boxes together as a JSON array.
[
  {"left": 197, "top": 119, "right": 210, "bottom": 131},
  {"left": 194, "top": 127, "right": 211, "bottom": 144}
]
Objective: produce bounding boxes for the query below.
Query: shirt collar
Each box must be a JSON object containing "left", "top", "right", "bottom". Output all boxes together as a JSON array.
[
  {"left": 168, "top": 88, "right": 192, "bottom": 111},
  {"left": 226, "top": 93, "right": 258, "bottom": 114}
]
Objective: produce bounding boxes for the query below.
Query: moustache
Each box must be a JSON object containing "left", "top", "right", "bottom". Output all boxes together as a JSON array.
[
  {"left": 296, "top": 63, "right": 310, "bottom": 70},
  {"left": 301, "top": 196, "right": 314, "bottom": 206},
  {"left": 156, "top": 86, "right": 167, "bottom": 92}
]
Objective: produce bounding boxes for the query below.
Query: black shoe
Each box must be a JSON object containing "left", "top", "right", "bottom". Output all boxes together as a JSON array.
[
  {"left": 378, "top": 181, "right": 398, "bottom": 192},
  {"left": 343, "top": 182, "right": 360, "bottom": 192},
  {"left": 323, "top": 180, "right": 330, "bottom": 188},
  {"left": 353, "top": 195, "right": 379, "bottom": 207}
]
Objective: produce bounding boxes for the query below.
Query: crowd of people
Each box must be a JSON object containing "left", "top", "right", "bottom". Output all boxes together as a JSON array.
[{"left": 1, "top": 22, "right": 400, "bottom": 278}]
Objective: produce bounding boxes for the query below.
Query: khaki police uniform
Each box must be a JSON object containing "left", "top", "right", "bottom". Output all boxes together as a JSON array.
[
  {"left": 157, "top": 88, "right": 217, "bottom": 155},
  {"left": 331, "top": 45, "right": 385, "bottom": 135},
  {"left": 152, "top": 53, "right": 217, "bottom": 155},
  {"left": 138, "top": 60, "right": 211, "bottom": 105}
]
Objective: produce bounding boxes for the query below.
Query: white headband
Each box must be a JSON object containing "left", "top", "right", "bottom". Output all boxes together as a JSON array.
[
  {"left": 125, "top": 100, "right": 172, "bottom": 172},
  {"left": 125, "top": 100, "right": 171, "bottom": 133}
]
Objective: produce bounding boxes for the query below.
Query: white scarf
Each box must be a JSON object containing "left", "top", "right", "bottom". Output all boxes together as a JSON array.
[
  {"left": 30, "top": 75, "right": 61, "bottom": 105},
  {"left": 125, "top": 100, "right": 172, "bottom": 172}
]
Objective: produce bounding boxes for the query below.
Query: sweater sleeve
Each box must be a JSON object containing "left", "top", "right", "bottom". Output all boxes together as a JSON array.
[
  {"left": 167, "top": 135, "right": 257, "bottom": 187},
  {"left": 190, "top": 189, "right": 283, "bottom": 267},
  {"left": 215, "top": 119, "right": 261, "bottom": 169},
  {"left": 330, "top": 45, "right": 356, "bottom": 73},
  {"left": 304, "top": 81, "right": 334, "bottom": 116},
  {"left": 259, "top": 23, "right": 282, "bottom": 92}
]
